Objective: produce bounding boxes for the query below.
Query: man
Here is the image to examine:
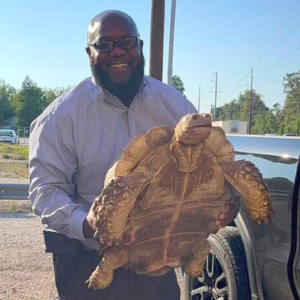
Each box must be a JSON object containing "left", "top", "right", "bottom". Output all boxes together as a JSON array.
[{"left": 29, "top": 10, "right": 238, "bottom": 300}]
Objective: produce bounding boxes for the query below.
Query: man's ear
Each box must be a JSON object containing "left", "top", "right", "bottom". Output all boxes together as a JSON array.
[{"left": 139, "top": 39, "right": 144, "bottom": 50}]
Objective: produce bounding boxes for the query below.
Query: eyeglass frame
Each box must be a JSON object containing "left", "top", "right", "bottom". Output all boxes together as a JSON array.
[{"left": 87, "top": 36, "right": 140, "bottom": 53}]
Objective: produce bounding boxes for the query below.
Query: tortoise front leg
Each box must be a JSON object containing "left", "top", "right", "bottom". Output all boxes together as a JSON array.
[
  {"left": 182, "top": 240, "right": 211, "bottom": 277},
  {"left": 86, "top": 247, "right": 129, "bottom": 290},
  {"left": 94, "top": 172, "right": 148, "bottom": 246},
  {"left": 218, "top": 160, "right": 272, "bottom": 224}
]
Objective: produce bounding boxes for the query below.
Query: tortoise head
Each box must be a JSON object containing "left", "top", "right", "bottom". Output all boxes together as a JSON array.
[{"left": 174, "top": 113, "right": 212, "bottom": 145}]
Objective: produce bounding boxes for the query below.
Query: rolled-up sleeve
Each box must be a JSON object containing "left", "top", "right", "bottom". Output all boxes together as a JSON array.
[{"left": 29, "top": 108, "right": 87, "bottom": 241}]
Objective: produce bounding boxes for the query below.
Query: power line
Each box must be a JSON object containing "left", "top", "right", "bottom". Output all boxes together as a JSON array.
[
  {"left": 201, "top": 74, "right": 215, "bottom": 95},
  {"left": 255, "top": 78, "right": 283, "bottom": 82},
  {"left": 202, "top": 86, "right": 214, "bottom": 101},
  {"left": 254, "top": 65, "right": 300, "bottom": 89},
  {"left": 220, "top": 17, "right": 300, "bottom": 90},
  {"left": 213, "top": 72, "right": 218, "bottom": 120},
  {"left": 257, "top": 43, "right": 300, "bottom": 78},
  {"left": 248, "top": 9, "right": 300, "bottom": 56},
  {"left": 202, "top": 73, "right": 217, "bottom": 100},
  {"left": 235, "top": 19, "right": 300, "bottom": 74},
  {"left": 222, "top": 44, "right": 300, "bottom": 92},
  {"left": 220, "top": 76, "right": 247, "bottom": 90},
  {"left": 285, "top": 63, "right": 300, "bottom": 74}
]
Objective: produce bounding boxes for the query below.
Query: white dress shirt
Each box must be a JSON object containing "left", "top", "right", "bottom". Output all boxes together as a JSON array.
[{"left": 29, "top": 75, "right": 197, "bottom": 250}]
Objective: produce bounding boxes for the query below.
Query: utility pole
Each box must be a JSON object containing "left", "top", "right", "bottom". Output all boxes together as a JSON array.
[
  {"left": 167, "top": 0, "right": 177, "bottom": 86},
  {"left": 248, "top": 67, "right": 254, "bottom": 134},
  {"left": 213, "top": 73, "right": 218, "bottom": 120},
  {"left": 149, "top": 0, "right": 165, "bottom": 81},
  {"left": 198, "top": 85, "right": 201, "bottom": 112}
]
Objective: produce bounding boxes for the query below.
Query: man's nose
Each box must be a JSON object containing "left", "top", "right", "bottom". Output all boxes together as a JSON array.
[{"left": 110, "top": 43, "right": 126, "bottom": 57}]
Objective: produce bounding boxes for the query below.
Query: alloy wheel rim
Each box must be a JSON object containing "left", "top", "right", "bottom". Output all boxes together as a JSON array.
[{"left": 190, "top": 252, "right": 228, "bottom": 300}]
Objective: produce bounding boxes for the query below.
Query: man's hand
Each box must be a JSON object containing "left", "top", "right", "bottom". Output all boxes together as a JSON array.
[
  {"left": 83, "top": 201, "right": 98, "bottom": 239},
  {"left": 120, "top": 231, "right": 135, "bottom": 246},
  {"left": 215, "top": 193, "right": 240, "bottom": 229},
  {"left": 82, "top": 200, "right": 136, "bottom": 245}
]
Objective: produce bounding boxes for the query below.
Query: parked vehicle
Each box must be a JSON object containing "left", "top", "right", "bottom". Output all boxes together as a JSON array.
[
  {"left": 0, "top": 129, "right": 20, "bottom": 144},
  {"left": 184, "top": 134, "right": 300, "bottom": 300}
]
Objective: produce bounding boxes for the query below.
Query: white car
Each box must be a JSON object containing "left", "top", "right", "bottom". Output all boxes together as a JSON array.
[{"left": 0, "top": 129, "right": 20, "bottom": 144}]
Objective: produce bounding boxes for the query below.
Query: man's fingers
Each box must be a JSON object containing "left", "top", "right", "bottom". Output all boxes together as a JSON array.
[
  {"left": 121, "top": 231, "right": 136, "bottom": 246},
  {"left": 218, "top": 213, "right": 226, "bottom": 220},
  {"left": 215, "top": 193, "right": 241, "bottom": 228}
]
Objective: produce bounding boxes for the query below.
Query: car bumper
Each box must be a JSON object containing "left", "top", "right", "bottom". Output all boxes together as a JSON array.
[{"left": 0, "top": 140, "right": 16, "bottom": 143}]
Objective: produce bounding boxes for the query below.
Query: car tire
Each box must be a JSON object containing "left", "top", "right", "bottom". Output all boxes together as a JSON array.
[{"left": 184, "top": 226, "right": 251, "bottom": 300}]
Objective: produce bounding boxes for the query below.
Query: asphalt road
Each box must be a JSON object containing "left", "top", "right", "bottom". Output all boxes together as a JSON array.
[{"left": 0, "top": 211, "right": 185, "bottom": 300}]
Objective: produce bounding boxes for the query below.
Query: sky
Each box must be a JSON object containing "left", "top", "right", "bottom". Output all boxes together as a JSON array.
[{"left": 1, "top": 0, "right": 300, "bottom": 113}]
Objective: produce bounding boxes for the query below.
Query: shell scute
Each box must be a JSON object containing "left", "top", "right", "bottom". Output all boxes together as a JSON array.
[
  {"left": 115, "top": 126, "right": 174, "bottom": 177},
  {"left": 205, "top": 126, "right": 235, "bottom": 162}
]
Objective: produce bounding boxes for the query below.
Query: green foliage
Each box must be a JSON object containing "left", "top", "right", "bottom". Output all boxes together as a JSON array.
[
  {"left": 43, "top": 86, "right": 73, "bottom": 105},
  {"left": 216, "top": 89, "right": 268, "bottom": 124},
  {"left": 172, "top": 75, "right": 185, "bottom": 95},
  {"left": 0, "top": 201, "right": 32, "bottom": 213},
  {"left": 0, "top": 76, "right": 73, "bottom": 129},
  {"left": 215, "top": 100, "right": 240, "bottom": 120},
  {"left": 215, "top": 71, "right": 300, "bottom": 135},
  {"left": 2, "top": 76, "right": 72, "bottom": 128},
  {"left": 12, "top": 76, "right": 48, "bottom": 127},
  {"left": 0, "top": 144, "right": 29, "bottom": 160},
  {"left": 0, "top": 162, "right": 29, "bottom": 183},
  {"left": 43, "top": 88, "right": 57, "bottom": 105},
  {"left": 252, "top": 111, "right": 278, "bottom": 134},
  {"left": 0, "top": 80, "right": 16, "bottom": 125},
  {"left": 282, "top": 71, "right": 300, "bottom": 135},
  {"left": 1, "top": 71, "right": 300, "bottom": 135}
]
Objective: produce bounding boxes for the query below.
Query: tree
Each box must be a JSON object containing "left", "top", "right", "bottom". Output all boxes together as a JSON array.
[
  {"left": 215, "top": 100, "right": 240, "bottom": 120},
  {"left": 252, "top": 111, "right": 278, "bottom": 134},
  {"left": 43, "top": 86, "right": 74, "bottom": 105},
  {"left": 0, "top": 80, "right": 16, "bottom": 126},
  {"left": 12, "top": 76, "right": 47, "bottom": 127},
  {"left": 172, "top": 75, "right": 185, "bottom": 95},
  {"left": 215, "top": 89, "right": 268, "bottom": 123},
  {"left": 282, "top": 71, "right": 300, "bottom": 135},
  {"left": 43, "top": 88, "right": 57, "bottom": 106},
  {"left": 272, "top": 103, "right": 284, "bottom": 123}
]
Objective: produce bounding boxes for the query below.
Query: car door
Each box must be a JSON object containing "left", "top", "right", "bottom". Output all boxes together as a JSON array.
[
  {"left": 230, "top": 135, "right": 300, "bottom": 300},
  {"left": 287, "top": 152, "right": 300, "bottom": 300},
  {"left": 184, "top": 136, "right": 300, "bottom": 300}
]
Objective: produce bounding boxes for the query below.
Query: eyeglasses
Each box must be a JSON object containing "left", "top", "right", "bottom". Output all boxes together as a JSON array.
[{"left": 88, "top": 36, "right": 139, "bottom": 53}]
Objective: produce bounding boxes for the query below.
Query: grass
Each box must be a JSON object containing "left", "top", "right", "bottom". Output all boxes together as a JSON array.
[
  {"left": 0, "top": 144, "right": 29, "bottom": 160},
  {"left": 0, "top": 200, "right": 33, "bottom": 213},
  {"left": 0, "top": 163, "right": 29, "bottom": 179}
]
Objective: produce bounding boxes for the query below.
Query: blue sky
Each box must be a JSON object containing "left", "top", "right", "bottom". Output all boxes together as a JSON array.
[{"left": 1, "top": 0, "right": 300, "bottom": 113}]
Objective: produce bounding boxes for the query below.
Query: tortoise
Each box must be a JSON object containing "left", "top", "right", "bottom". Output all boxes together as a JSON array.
[{"left": 87, "top": 113, "right": 272, "bottom": 289}]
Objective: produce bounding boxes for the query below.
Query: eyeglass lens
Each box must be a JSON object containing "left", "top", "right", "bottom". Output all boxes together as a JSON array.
[{"left": 95, "top": 37, "right": 137, "bottom": 53}]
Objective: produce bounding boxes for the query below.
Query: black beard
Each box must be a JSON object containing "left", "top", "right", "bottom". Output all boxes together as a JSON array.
[{"left": 91, "top": 54, "right": 145, "bottom": 102}]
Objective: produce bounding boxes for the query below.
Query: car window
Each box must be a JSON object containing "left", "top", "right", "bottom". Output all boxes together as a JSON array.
[{"left": 0, "top": 131, "right": 14, "bottom": 136}]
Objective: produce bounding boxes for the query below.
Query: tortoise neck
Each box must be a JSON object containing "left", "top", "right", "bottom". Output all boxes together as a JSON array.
[{"left": 170, "top": 141, "right": 205, "bottom": 172}]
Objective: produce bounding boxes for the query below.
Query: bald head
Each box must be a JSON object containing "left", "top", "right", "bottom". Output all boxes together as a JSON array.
[{"left": 87, "top": 10, "right": 140, "bottom": 44}]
